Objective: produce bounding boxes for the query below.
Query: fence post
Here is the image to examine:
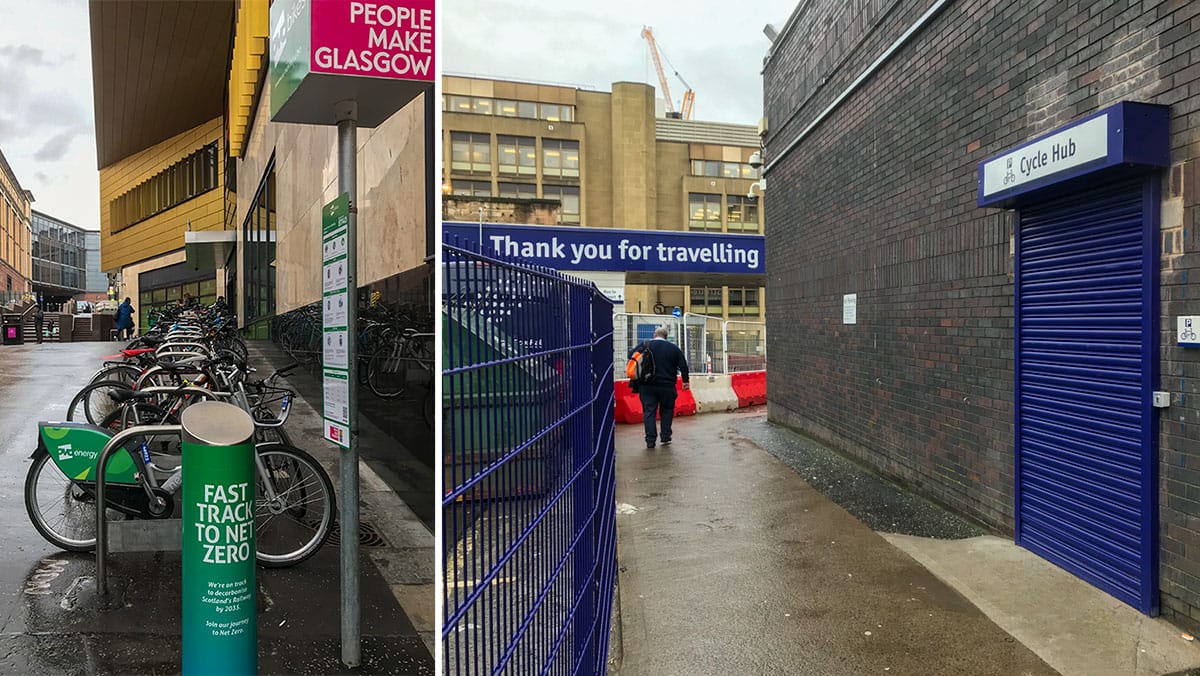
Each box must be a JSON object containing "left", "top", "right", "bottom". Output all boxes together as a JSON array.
[
  {"left": 180, "top": 401, "right": 257, "bottom": 676},
  {"left": 571, "top": 285, "right": 595, "bottom": 668},
  {"left": 722, "top": 320, "right": 729, "bottom": 374}
]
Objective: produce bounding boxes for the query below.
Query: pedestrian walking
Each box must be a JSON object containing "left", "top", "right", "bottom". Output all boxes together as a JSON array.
[
  {"left": 33, "top": 305, "right": 44, "bottom": 344},
  {"left": 629, "top": 326, "right": 690, "bottom": 448},
  {"left": 115, "top": 297, "right": 136, "bottom": 341}
]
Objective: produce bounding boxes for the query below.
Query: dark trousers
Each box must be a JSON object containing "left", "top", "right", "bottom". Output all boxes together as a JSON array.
[
  {"left": 639, "top": 383, "right": 677, "bottom": 444},
  {"left": 34, "top": 321, "right": 43, "bottom": 344}
]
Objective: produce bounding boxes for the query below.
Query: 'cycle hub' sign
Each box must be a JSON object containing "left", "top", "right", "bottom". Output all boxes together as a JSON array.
[
  {"left": 977, "top": 101, "right": 1169, "bottom": 208},
  {"left": 270, "top": 0, "right": 435, "bottom": 127}
]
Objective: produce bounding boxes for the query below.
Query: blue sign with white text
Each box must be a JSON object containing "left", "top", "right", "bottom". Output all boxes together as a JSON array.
[{"left": 444, "top": 222, "right": 765, "bottom": 274}]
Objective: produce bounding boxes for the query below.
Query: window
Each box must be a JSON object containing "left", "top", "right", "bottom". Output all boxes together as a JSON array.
[
  {"left": 241, "top": 165, "right": 276, "bottom": 337},
  {"left": 728, "top": 287, "right": 761, "bottom": 316},
  {"left": 450, "top": 132, "right": 491, "bottom": 173},
  {"left": 446, "top": 95, "right": 473, "bottom": 113},
  {"left": 689, "top": 286, "right": 723, "bottom": 314},
  {"left": 471, "top": 97, "right": 493, "bottom": 115},
  {"left": 450, "top": 180, "right": 492, "bottom": 197},
  {"left": 444, "top": 96, "right": 575, "bottom": 122},
  {"left": 726, "top": 196, "right": 759, "bottom": 233},
  {"left": 688, "top": 193, "right": 721, "bottom": 231},
  {"left": 495, "top": 99, "right": 519, "bottom": 117},
  {"left": 498, "top": 182, "right": 537, "bottom": 199},
  {"left": 543, "top": 185, "right": 580, "bottom": 224},
  {"left": 110, "top": 141, "right": 219, "bottom": 231},
  {"left": 497, "top": 136, "right": 537, "bottom": 176},
  {"left": 542, "top": 139, "right": 580, "bottom": 178},
  {"left": 690, "top": 159, "right": 760, "bottom": 179},
  {"left": 539, "top": 103, "right": 573, "bottom": 122}
]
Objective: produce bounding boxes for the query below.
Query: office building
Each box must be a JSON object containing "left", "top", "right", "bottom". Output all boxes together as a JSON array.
[{"left": 442, "top": 75, "right": 764, "bottom": 320}]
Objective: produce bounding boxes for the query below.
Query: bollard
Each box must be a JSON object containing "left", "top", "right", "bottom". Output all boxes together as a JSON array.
[{"left": 180, "top": 401, "right": 257, "bottom": 675}]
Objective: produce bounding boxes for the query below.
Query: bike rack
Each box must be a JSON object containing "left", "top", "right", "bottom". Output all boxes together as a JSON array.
[
  {"left": 94, "top": 386, "right": 233, "bottom": 601},
  {"left": 95, "top": 424, "right": 182, "bottom": 602}
]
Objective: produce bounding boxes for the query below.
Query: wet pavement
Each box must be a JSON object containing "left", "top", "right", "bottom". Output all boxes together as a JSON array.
[
  {"left": 0, "top": 341, "right": 433, "bottom": 674},
  {"left": 613, "top": 408, "right": 1055, "bottom": 676},
  {"left": 735, "top": 413, "right": 986, "bottom": 539}
]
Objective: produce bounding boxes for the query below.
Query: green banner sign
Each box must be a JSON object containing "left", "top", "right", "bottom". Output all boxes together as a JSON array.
[
  {"left": 269, "top": 0, "right": 311, "bottom": 121},
  {"left": 181, "top": 409, "right": 257, "bottom": 675}
]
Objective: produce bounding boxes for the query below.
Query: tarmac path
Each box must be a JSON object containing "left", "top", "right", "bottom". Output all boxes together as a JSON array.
[{"left": 614, "top": 408, "right": 1056, "bottom": 676}]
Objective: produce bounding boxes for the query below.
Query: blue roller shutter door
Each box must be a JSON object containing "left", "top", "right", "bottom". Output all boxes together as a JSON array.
[{"left": 1015, "top": 177, "right": 1157, "bottom": 614}]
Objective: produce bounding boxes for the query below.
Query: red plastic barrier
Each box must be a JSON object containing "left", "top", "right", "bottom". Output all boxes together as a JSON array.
[
  {"left": 613, "top": 380, "right": 643, "bottom": 424},
  {"left": 730, "top": 371, "right": 767, "bottom": 408},
  {"left": 613, "top": 378, "right": 696, "bottom": 424}
]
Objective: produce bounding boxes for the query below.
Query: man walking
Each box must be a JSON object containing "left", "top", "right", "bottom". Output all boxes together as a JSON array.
[{"left": 632, "top": 326, "right": 690, "bottom": 448}]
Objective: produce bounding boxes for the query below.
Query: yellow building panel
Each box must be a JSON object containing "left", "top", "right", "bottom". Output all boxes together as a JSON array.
[
  {"left": 443, "top": 76, "right": 474, "bottom": 95},
  {"left": 100, "top": 117, "right": 224, "bottom": 271}
]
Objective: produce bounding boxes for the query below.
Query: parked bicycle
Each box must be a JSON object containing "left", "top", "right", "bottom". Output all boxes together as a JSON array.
[{"left": 25, "top": 306, "right": 334, "bottom": 567}]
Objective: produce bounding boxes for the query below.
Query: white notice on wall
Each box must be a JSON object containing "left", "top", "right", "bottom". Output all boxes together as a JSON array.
[{"left": 843, "top": 294, "right": 857, "bottom": 324}]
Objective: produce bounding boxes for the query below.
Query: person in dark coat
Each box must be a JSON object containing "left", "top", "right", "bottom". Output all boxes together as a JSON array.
[
  {"left": 33, "top": 305, "right": 44, "bottom": 344},
  {"left": 115, "top": 297, "right": 136, "bottom": 340},
  {"left": 630, "top": 326, "right": 690, "bottom": 448}
]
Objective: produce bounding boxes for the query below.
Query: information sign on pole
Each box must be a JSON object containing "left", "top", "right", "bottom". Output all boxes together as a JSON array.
[{"left": 322, "top": 193, "right": 352, "bottom": 449}]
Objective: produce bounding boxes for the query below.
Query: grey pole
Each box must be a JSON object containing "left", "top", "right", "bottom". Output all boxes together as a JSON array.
[{"left": 335, "top": 99, "right": 361, "bottom": 668}]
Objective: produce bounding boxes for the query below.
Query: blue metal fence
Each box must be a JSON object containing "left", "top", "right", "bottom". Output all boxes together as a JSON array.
[{"left": 442, "top": 238, "right": 616, "bottom": 675}]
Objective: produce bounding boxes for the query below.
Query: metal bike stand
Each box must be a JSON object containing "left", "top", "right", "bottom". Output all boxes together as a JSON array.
[
  {"left": 94, "top": 424, "right": 182, "bottom": 602},
  {"left": 93, "top": 386, "right": 231, "bottom": 602}
]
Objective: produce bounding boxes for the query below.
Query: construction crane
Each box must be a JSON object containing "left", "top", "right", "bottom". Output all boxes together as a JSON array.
[{"left": 641, "top": 26, "right": 695, "bottom": 120}]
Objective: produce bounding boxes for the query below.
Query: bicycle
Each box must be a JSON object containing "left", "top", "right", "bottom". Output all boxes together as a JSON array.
[{"left": 27, "top": 365, "right": 334, "bottom": 568}]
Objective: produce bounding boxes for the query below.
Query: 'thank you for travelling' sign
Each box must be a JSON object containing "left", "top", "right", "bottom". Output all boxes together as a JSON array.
[{"left": 443, "top": 222, "right": 765, "bottom": 275}]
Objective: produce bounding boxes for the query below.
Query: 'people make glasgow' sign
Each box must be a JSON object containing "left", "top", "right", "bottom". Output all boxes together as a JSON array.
[{"left": 444, "top": 222, "right": 765, "bottom": 274}]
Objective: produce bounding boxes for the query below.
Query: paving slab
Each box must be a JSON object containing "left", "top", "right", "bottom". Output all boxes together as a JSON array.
[{"left": 884, "top": 533, "right": 1200, "bottom": 676}]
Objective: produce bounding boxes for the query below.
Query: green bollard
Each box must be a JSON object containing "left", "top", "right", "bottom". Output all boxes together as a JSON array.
[{"left": 181, "top": 401, "right": 258, "bottom": 675}]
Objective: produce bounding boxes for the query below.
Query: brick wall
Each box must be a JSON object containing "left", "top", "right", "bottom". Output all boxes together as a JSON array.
[{"left": 764, "top": 0, "right": 1200, "bottom": 628}]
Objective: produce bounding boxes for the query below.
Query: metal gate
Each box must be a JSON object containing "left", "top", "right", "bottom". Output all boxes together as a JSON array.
[
  {"left": 1015, "top": 177, "right": 1158, "bottom": 613},
  {"left": 442, "top": 238, "right": 617, "bottom": 673}
]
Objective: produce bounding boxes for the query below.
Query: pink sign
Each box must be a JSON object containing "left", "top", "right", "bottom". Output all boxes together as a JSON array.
[{"left": 310, "top": 0, "right": 435, "bottom": 82}]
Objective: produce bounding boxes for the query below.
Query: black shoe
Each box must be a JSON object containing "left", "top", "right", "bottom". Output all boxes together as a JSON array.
[
  {"left": 661, "top": 438, "right": 671, "bottom": 445},
  {"left": 646, "top": 442, "right": 655, "bottom": 449}
]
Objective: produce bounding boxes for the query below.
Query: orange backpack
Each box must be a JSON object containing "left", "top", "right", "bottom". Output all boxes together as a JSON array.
[{"left": 625, "top": 341, "right": 656, "bottom": 383}]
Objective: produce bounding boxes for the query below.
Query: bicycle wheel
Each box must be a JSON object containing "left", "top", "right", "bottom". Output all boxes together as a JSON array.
[
  {"left": 254, "top": 444, "right": 335, "bottom": 567},
  {"left": 89, "top": 363, "right": 143, "bottom": 387},
  {"left": 66, "top": 380, "right": 131, "bottom": 425},
  {"left": 25, "top": 453, "right": 126, "bottom": 552},
  {"left": 367, "top": 340, "right": 406, "bottom": 399}
]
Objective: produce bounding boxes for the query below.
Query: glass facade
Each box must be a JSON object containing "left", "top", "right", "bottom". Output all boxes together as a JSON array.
[
  {"left": 242, "top": 165, "right": 276, "bottom": 338},
  {"left": 30, "top": 211, "right": 89, "bottom": 294}
]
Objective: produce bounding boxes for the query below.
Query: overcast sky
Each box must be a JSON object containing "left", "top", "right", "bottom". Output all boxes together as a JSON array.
[
  {"left": 0, "top": 0, "right": 97, "bottom": 229},
  {"left": 0, "top": 0, "right": 798, "bottom": 232},
  {"left": 444, "top": 0, "right": 798, "bottom": 125}
]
